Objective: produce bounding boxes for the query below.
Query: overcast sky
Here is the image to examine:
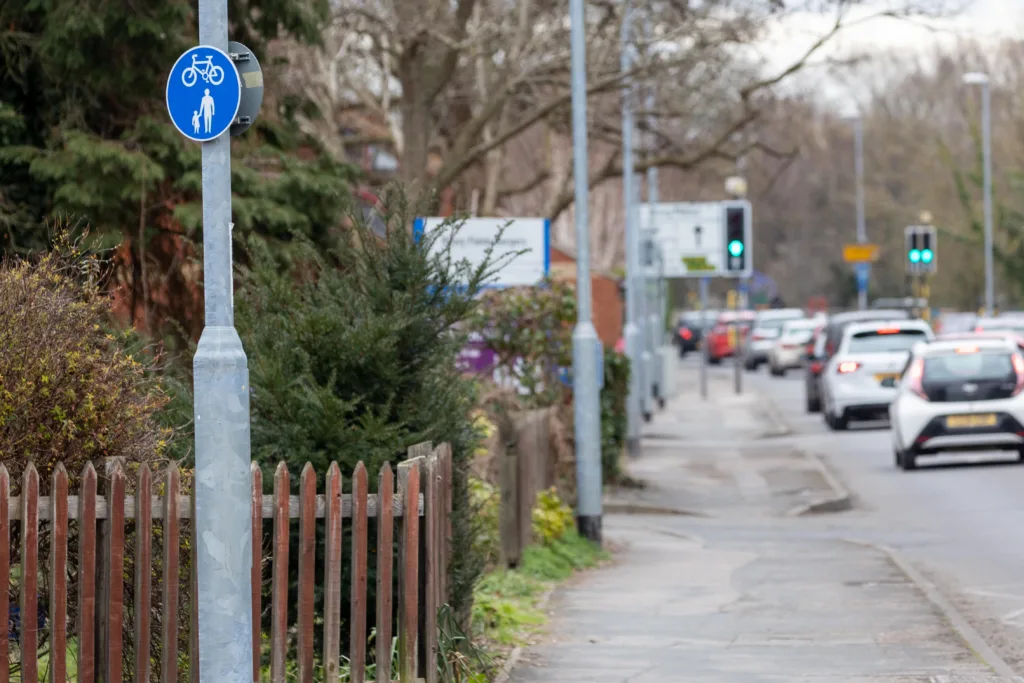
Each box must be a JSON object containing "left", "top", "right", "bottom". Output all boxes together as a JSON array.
[{"left": 756, "top": 0, "right": 1023, "bottom": 104}]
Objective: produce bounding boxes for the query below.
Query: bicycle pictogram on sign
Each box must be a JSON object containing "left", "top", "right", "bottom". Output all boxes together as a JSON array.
[{"left": 181, "top": 53, "right": 225, "bottom": 87}]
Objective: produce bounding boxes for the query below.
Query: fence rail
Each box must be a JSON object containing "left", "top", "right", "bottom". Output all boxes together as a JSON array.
[{"left": 1, "top": 442, "right": 453, "bottom": 683}]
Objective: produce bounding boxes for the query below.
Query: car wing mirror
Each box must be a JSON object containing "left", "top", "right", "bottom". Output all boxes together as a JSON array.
[{"left": 880, "top": 377, "right": 898, "bottom": 388}]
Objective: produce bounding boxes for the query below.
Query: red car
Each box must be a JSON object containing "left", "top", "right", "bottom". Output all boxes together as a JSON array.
[{"left": 705, "top": 311, "right": 756, "bottom": 364}]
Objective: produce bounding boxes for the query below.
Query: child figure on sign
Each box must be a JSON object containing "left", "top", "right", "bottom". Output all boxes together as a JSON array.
[{"left": 192, "top": 110, "right": 201, "bottom": 135}]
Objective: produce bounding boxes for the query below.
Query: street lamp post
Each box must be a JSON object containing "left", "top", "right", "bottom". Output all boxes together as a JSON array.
[
  {"left": 843, "top": 113, "right": 868, "bottom": 310},
  {"left": 621, "top": 0, "right": 645, "bottom": 456},
  {"left": 569, "top": 0, "right": 603, "bottom": 542},
  {"left": 644, "top": 16, "right": 661, "bottom": 412},
  {"left": 963, "top": 71, "right": 994, "bottom": 315}
]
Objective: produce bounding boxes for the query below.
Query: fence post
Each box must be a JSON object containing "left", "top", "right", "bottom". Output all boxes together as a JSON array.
[
  {"left": 397, "top": 447, "right": 426, "bottom": 683},
  {"left": 97, "top": 459, "right": 126, "bottom": 683}
]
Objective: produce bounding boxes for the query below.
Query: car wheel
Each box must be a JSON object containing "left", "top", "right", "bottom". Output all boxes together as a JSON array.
[
  {"left": 708, "top": 356, "right": 721, "bottom": 366},
  {"left": 744, "top": 360, "right": 757, "bottom": 371},
  {"left": 778, "top": 367, "right": 787, "bottom": 377},
  {"left": 829, "top": 411, "right": 848, "bottom": 431},
  {"left": 806, "top": 394, "right": 821, "bottom": 413},
  {"left": 894, "top": 448, "right": 902, "bottom": 468},
  {"left": 900, "top": 449, "right": 917, "bottom": 471}
]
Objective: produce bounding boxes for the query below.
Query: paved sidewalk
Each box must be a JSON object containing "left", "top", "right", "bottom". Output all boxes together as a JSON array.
[{"left": 510, "top": 364, "right": 1006, "bottom": 682}]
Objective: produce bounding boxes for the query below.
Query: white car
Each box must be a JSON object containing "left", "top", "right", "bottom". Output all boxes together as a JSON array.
[
  {"left": 743, "top": 308, "right": 806, "bottom": 370},
  {"left": 890, "top": 337, "right": 1024, "bottom": 470},
  {"left": 768, "top": 318, "right": 820, "bottom": 376},
  {"left": 821, "top": 319, "right": 935, "bottom": 430}
]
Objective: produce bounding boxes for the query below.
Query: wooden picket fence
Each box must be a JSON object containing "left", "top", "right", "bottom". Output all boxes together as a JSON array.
[{"left": 1, "top": 442, "right": 453, "bottom": 683}]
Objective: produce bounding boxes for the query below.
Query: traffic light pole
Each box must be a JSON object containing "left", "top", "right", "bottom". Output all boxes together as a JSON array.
[{"left": 700, "top": 278, "right": 709, "bottom": 400}]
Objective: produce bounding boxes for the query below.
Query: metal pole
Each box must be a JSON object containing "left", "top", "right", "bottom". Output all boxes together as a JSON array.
[
  {"left": 569, "top": 0, "right": 603, "bottom": 543},
  {"left": 644, "top": 36, "right": 661, "bottom": 411},
  {"left": 193, "top": 0, "right": 254, "bottom": 679},
  {"left": 854, "top": 117, "right": 868, "bottom": 311},
  {"left": 621, "top": 0, "right": 644, "bottom": 455},
  {"left": 699, "top": 278, "right": 709, "bottom": 400},
  {"left": 733, "top": 288, "right": 741, "bottom": 395},
  {"left": 982, "top": 81, "right": 994, "bottom": 314}
]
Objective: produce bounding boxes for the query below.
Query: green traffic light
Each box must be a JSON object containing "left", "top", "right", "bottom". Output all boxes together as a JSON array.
[
  {"left": 921, "top": 249, "right": 933, "bottom": 263},
  {"left": 909, "top": 249, "right": 921, "bottom": 263},
  {"left": 728, "top": 240, "right": 744, "bottom": 257}
]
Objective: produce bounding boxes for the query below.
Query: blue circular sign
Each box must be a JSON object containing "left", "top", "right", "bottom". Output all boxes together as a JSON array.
[{"left": 166, "top": 45, "right": 241, "bottom": 142}]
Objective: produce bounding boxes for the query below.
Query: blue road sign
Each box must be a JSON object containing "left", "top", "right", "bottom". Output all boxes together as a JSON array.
[
  {"left": 166, "top": 46, "right": 241, "bottom": 142},
  {"left": 855, "top": 262, "right": 870, "bottom": 290}
]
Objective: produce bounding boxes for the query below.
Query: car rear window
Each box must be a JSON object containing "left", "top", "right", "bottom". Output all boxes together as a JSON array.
[
  {"left": 847, "top": 329, "right": 927, "bottom": 353},
  {"left": 923, "top": 352, "right": 1015, "bottom": 382}
]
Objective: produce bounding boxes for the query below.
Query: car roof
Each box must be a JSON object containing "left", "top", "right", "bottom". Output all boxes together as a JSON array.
[
  {"left": 829, "top": 309, "right": 909, "bottom": 323},
  {"left": 842, "top": 319, "right": 931, "bottom": 336},
  {"left": 754, "top": 308, "right": 804, "bottom": 320},
  {"left": 922, "top": 338, "right": 1016, "bottom": 355}
]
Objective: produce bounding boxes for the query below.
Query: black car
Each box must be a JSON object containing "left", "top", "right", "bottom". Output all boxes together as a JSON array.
[
  {"left": 804, "top": 309, "right": 911, "bottom": 413},
  {"left": 676, "top": 310, "right": 718, "bottom": 356}
]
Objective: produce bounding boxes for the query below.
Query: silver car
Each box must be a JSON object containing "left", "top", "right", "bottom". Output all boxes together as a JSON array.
[{"left": 743, "top": 308, "right": 806, "bottom": 370}]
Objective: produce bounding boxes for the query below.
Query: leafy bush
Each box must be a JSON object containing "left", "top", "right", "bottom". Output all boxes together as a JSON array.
[
  {"left": 531, "top": 487, "right": 574, "bottom": 546},
  {"left": 0, "top": 232, "right": 173, "bottom": 485},
  {"left": 471, "top": 279, "right": 575, "bottom": 407},
  {"left": 469, "top": 476, "right": 501, "bottom": 567},
  {"left": 600, "top": 348, "right": 630, "bottom": 484}
]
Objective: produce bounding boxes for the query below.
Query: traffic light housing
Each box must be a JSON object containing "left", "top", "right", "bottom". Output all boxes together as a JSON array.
[
  {"left": 905, "top": 224, "right": 937, "bottom": 274},
  {"left": 723, "top": 199, "right": 752, "bottom": 277}
]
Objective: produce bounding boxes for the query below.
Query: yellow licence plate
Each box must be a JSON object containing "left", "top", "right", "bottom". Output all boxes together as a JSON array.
[
  {"left": 946, "top": 414, "right": 998, "bottom": 429},
  {"left": 874, "top": 373, "right": 899, "bottom": 383}
]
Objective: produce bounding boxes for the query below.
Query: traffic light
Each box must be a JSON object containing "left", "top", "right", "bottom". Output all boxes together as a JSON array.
[
  {"left": 905, "top": 224, "right": 937, "bottom": 274},
  {"left": 722, "top": 199, "right": 752, "bottom": 277}
]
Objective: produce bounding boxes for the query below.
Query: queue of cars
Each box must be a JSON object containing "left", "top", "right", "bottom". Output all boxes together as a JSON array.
[{"left": 676, "top": 305, "right": 1024, "bottom": 470}]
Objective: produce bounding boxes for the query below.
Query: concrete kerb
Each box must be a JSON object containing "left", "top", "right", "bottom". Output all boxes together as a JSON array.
[
  {"left": 845, "top": 538, "right": 1019, "bottom": 679},
  {"left": 786, "top": 451, "right": 855, "bottom": 516},
  {"left": 602, "top": 500, "right": 705, "bottom": 517},
  {"left": 755, "top": 392, "right": 793, "bottom": 438}
]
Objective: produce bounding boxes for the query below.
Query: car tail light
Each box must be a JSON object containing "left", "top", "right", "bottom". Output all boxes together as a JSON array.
[
  {"left": 875, "top": 327, "right": 900, "bottom": 334},
  {"left": 905, "top": 357, "right": 928, "bottom": 400},
  {"left": 680, "top": 328, "right": 692, "bottom": 340},
  {"left": 810, "top": 361, "right": 823, "bottom": 374},
  {"left": 837, "top": 361, "right": 860, "bottom": 374},
  {"left": 1012, "top": 353, "right": 1024, "bottom": 396},
  {"left": 825, "top": 341, "right": 835, "bottom": 356},
  {"left": 955, "top": 345, "right": 978, "bottom": 354}
]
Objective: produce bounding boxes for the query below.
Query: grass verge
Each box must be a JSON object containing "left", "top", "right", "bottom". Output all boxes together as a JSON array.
[{"left": 470, "top": 530, "right": 608, "bottom": 668}]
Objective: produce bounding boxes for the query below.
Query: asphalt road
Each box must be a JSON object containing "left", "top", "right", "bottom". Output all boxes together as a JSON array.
[{"left": 725, "top": 355, "right": 1024, "bottom": 671}]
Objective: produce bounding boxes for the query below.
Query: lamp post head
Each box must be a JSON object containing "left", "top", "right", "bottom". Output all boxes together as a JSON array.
[
  {"left": 725, "top": 175, "right": 747, "bottom": 198},
  {"left": 963, "top": 72, "right": 990, "bottom": 86}
]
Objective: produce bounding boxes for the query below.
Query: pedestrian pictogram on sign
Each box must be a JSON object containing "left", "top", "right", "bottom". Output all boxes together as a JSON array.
[{"left": 166, "top": 46, "right": 241, "bottom": 142}]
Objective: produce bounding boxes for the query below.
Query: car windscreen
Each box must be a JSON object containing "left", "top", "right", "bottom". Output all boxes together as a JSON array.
[
  {"left": 780, "top": 327, "right": 815, "bottom": 343},
  {"left": 923, "top": 351, "right": 1015, "bottom": 383},
  {"left": 847, "top": 329, "right": 928, "bottom": 353}
]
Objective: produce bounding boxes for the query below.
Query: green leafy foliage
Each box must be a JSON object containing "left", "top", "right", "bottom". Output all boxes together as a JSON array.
[
  {"left": 531, "top": 487, "right": 574, "bottom": 546},
  {"left": 471, "top": 279, "right": 576, "bottom": 407},
  {"left": 600, "top": 348, "right": 630, "bottom": 484}
]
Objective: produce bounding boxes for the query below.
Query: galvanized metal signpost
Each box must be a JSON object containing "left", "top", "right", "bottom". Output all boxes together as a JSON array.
[{"left": 166, "top": 1, "right": 264, "bottom": 679}]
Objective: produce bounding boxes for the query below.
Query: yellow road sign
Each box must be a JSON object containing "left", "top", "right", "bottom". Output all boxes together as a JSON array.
[{"left": 843, "top": 243, "right": 880, "bottom": 263}]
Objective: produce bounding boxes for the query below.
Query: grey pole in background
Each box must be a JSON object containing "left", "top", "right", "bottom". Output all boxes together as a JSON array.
[
  {"left": 644, "top": 27, "right": 662, "bottom": 410},
  {"left": 964, "top": 72, "right": 994, "bottom": 314},
  {"left": 699, "top": 277, "right": 709, "bottom": 399},
  {"left": 853, "top": 116, "right": 867, "bottom": 311},
  {"left": 193, "top": 0, "right": 254, "bottom": 679},
  {"left": 621, "top": 0, "right": 644, "bottom": 456},
  {"left": 569, "top": 0, "right": 603, "bottom": 542}
]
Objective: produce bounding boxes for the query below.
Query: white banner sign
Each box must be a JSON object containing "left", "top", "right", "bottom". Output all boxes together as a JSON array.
[
  {"left": 639, "top": 202, "right": 725, "bottom": 278},
  {"left": 414, "top": 217, "right": 550, "bottom": 287}
]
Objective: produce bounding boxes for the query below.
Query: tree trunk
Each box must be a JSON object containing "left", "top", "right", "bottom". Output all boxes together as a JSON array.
[{"left": 399, "top": 86, "right": 432, "bottom": 191}]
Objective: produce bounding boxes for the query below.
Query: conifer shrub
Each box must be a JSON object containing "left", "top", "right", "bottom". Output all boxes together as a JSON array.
[{"left": 236, "top": 188, "right": 511, "bottom": 648}]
